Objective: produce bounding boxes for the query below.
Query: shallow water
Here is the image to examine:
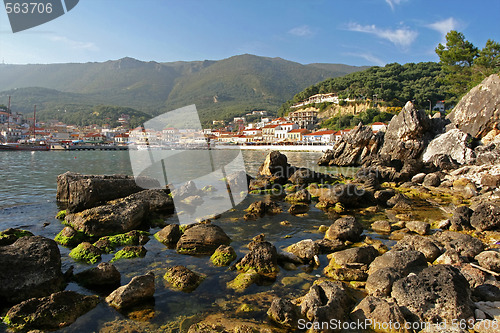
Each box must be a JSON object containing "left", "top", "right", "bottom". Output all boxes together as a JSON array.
[{"left": 0, "top": 150, "right": 444, "bottom": 332}]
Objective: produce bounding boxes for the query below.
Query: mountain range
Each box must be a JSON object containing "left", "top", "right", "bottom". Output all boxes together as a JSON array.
[{"left": 0, "top": 54, "right": 368, "bottom": 125}]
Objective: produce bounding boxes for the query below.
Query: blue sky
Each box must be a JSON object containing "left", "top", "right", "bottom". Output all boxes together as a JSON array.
[{"left": 0, "top": 0, "right": 499, "bottom": 66}]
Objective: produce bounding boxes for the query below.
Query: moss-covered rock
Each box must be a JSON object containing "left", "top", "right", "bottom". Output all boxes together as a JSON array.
[
  {"left": 54, "top": 226, "right": 86, "bottom": 247},
  {"left": 227, "top": 270, "right": 260, "bottom": 292},
  {"left": 69, "top": 242, "right": 102, "bottom": 264},
  {"left": 164, "top": 265, "right": 204, "bottom": 292},
  {"left": 3, "top": 291, "right": 99, "bottom": 331},
  {"left": 111, "top": 245, "right": 147, "bottom": 262},
  {"left": 94, "top": 230, "right": 149, "bottom": 253},
  {"left": 55, "top": 210, "right": 67, "bottom": 220},
  {"left": 0, "top": 228, "right": 34, "bottom": 246},
  {"left": 210, "top": 245, "right": 237, "bottom": 266},
  {"left": 154, "top": 224, "right": 181, "bottom": 246}
]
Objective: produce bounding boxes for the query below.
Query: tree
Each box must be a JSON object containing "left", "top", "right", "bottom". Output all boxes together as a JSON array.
[
  {"left": 435, "top": 31, "right": 479, "bottom": 98},
  {"left": 473, "top": 39, "right": 500, "bottom": 79}
]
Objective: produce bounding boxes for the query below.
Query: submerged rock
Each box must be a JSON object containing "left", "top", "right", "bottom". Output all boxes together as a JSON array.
[
  {"left": 3, "top": 291, "right": 99, "bottom": 331},
  {"left": 105, "top": 272, "right": 155, "bottom": 310},
  {"left": 0, "top": 236, "right": 65, "bottom": 304},
  {"left": 176, "top": 223, "right": 231, "bottom": 255},
  {"left": 226, "top": 269, "right": 261, "bottom": 292},
  {"left": 392, "top": 265, "right": 473, "bottom": 322},
  {"left": 164, "top": 265, "right": 204, "bottom": 292},
  {"left": 94, "top": 230, "right": 149, "bottom": 253},
  {"left": 288, "top": 203, "right": 310, "bottom": 215},
  {"left": 111, "top": 245, "right": 147, "bottom": 262},
  {"left": 0, "top": 228, "right": 34, "bottom": 246},
  {"left": 74, "top": 262, "right": 121, "bottom": 288}
]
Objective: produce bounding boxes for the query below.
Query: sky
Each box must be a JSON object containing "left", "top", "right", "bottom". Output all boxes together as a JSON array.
[{"left": 0, "top": 0, "right": 499, "bottom": 66}]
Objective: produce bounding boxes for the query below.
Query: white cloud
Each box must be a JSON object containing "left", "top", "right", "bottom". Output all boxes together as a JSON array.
[
  {"left": 347, "top": 22, "right": 418, "bottom": 48},
  {"left": 47, "top": 35, "right": 98, "bottom": 51},
  {"left": 288, "top": 25, "right": 314, "bottom": 37},
  {"left": 427, "top": 17, "right": 459, "bottom": 39},
  {"left": 344, "top": 52, "right": 385, "bottom": 66}
]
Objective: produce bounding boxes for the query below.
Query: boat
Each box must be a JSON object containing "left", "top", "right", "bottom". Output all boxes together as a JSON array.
[
  {"left": 1, "top": 103, "right": 51, "bottom": 151},
  {"left": 0, "top": 142, "right": 50, "bottom": 151}
]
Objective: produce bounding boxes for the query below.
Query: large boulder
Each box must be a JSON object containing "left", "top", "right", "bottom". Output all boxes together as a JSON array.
[
  {"left": 446, "top": 74, "right": 500, "bottom": 140},
  {"left": 105, "top": 272, "right": 155, "bottom": 310},
  {"left": 368, "top": 250, "right": 427, "bottom": 275},
  {"left": 365, "top": 267, "right": 403, "bottom": 297},
  {"left": 299, "top": 280, "right": 354, "bottom": 331},
  {"left": 0, "top": 236, "right": 65, "bottom": 304},
  {"left": 423, "top": 129, "right": 475, "bottom": 165},
  {"left": 350, "top": 296, "right": 409, "bottom": 332},
  {"left": 470, "top": 202, "right": 500, "bottom": 231},
  {"left": 164, "top": 265, "right": 204, "bottom": 292},
  {"left": 318, "top": 124, "right": 384, "bottom": 166},
  {"left": 3, "top": 291, "right": 99, "bottom": 331},
  {"left": 258, "top": 151, "right": 290, "bottom": 178},
  {"left": 176, "top": 223, "right": 231, "bottom": 255},
  {"left": 267, "top": 297, "right": 300, "bottom": 328},
  {"left": 65, "top": 189, "right": 173, "bottom": 237},
  {"left": 236, "top": 240, "right": 279, "bottom": 275},
  {"left": 318, "top": 184, "right": 367, "bottom": 208},
  {"left": 434, "top": 231, "right": 485, "bottom": 259},
  {"left": 56, "top": 172, "right": 159, "bottom": 213},
  {"left": 325, "top": 216, "right": 364, "bottom": 242},
  {"left": 379, "top": 101, "right": 433, "bottom": 161},
  {"left": 392, "top": 235, "right": 441, "bottom": 262},
  {"left": 391, "top": 265, "right": 474, "bottom": 322}
]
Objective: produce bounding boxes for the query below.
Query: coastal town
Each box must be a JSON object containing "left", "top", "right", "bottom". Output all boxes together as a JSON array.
[{"left": 0, "top": 97, "right": 388, "bottom": 150}]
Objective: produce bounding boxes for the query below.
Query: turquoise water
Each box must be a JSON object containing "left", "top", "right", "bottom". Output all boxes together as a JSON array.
[{"left": 0, "top": 150, "right": 362, "bottom": 332}]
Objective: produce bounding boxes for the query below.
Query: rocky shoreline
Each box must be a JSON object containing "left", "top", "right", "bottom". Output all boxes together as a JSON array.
[{"left": 0, "top": 75, "right": 499, "bottom": 332}]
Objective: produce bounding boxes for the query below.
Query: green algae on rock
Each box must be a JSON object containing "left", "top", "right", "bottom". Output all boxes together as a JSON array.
[
  {"left": 0, "top": 228, "right": 34, "bottom": 246},
  {"left": 55, "top": 209, "right": 67, "bottom": 220},
  {"left": 94, "top": 230, "right": 150, "bottom": 253},
  {"left": 111, "top": 245, "right": 147, "bottom": 262},
  {"left": 210, "top": 245, "right": 237, "bottom": 266},
  {"left": 164, "top": 265, "right": 204, "bottom": 292},
  {"left": 54, "top": 226, "right": 86, "bottom": 247},
  {"left": 69, "top": 242, "right": 102, "bottom": 264}
]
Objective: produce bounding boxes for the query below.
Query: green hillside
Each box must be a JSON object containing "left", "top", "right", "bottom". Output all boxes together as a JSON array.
[
  {"left": 0, "top": 55, "right": 365, "bottom": 126},
  {"left": 279, "top": 62, "right": 447, "bottom": 115}
]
